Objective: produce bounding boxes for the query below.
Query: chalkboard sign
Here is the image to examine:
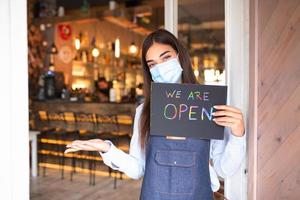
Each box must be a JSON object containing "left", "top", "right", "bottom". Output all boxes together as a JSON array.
[{"left": 150, "top": 83, "right": 227, "bottom": 140}]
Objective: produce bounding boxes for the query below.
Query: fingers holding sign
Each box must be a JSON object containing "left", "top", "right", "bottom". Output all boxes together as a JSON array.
[
  {"left": 212, "top": 105, "right": 245, "bottom": 137},
  {"left": 64, "top": 139, "right": 111, "bottom": 154}
]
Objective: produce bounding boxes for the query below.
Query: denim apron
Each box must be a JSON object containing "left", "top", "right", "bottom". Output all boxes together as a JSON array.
[{"left": 140, "top": 135, "right": 213, "bottom": 200}]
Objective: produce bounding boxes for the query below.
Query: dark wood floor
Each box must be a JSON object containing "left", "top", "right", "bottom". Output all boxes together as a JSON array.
[{"left": 30, "top": 168, "right": 142, "bottom": 200}]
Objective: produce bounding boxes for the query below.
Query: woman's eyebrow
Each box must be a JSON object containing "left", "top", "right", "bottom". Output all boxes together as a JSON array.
[
  {"left": 159, "top": 51, "right": 170, "bottom": 57},
  {"left": 146, "top": 51, "right": 171, "bottom": 63},
  {"left": 146, "top": 59, "right": 154, "bottom": 63}
]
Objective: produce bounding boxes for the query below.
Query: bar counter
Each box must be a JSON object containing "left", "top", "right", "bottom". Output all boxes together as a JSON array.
[
  {"left": 32, "top": 100, "right": 136, "bottom": 115},
  {"left": 31, "top": 100, "right": 136, "bottom": 133}
]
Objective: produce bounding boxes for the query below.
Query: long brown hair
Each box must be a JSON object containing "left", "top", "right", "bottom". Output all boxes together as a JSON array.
[{"left": 139, "top": 29, "right": 197, "bottom": 149}]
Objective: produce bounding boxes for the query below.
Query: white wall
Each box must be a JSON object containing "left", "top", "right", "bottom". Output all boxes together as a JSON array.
[{"left": 0, "top": 0, "right": 29, "bottom": 199}]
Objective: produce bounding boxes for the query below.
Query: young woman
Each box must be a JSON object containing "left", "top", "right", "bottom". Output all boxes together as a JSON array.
[{"left": 65, "top": 29, "right": 245, "bottom": 200}]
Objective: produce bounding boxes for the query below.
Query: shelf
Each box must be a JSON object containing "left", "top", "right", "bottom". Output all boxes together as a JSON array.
[
  {"left": 32, "top": 8, "right": 151, "bottom": 36},
  {"left": 72, "top": 75, "right": 93, "bottom": 79}
]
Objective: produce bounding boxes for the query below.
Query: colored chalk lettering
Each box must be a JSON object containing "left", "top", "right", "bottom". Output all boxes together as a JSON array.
[
  {"left": 187, "top": 91, "right": 210, "bottom": 101},
  {"left": 179, "top": 104, "right": 188, "bottom": 120},
  {"left": 151, "top": 83, "right": 227, "bottom": 140},
  {"left": 163, "top": 103, "right": 214, "bottom": 121},
  {"left": 165, "top": 90, "right": 182, "bottom": 98},
  {"left": 189, "top": 105, "right": 198, "bottom": 120}
]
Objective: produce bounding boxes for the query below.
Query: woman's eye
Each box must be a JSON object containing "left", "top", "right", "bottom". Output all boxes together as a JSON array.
[
  {"left": 163, "top": 56, "right": 171, "bottom": 61},
  {"left": 148, "top": 63, "right": 155, "bottom": 68}
]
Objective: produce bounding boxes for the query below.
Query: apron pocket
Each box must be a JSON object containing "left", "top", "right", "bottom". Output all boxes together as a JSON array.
[{"left": 155, "top": 150, "right": 196, "bottom": 195}]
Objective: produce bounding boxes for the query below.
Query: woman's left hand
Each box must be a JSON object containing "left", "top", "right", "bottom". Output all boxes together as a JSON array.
[{"left": 212, "top": 105, "right": 245, "bottom": 137}]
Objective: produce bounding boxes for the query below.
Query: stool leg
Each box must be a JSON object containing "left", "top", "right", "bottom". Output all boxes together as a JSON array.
[
  {"left": 114, "top": 171, "right": 117, "bottom": 189},
  {"left": 108, "top": 167, "right": 112, "bottom": 177},
  {"left": 42, "top": 153, "right": 46, "bottom": 177},
  {"left": 61, "top": 153, "right": 65, "bottom": 180},
  {"left": 70, "top": 154, "right": 76, "bottom": 181},
  {"left": 88, "top": 153, "right": 92, "bottom": 185},
  {"left": 81, "top": 152, "right": 84, "bottom": 169},
  {"left": 93, "top": 159, "right": 96, "bottom": 185},
  {"left": 41, "top": 144, "right": 46, "bottom": 177}
]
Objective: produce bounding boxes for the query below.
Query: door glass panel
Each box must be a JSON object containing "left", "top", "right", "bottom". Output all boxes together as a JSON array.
[{"left": 178, "top": 0, "right": 225, "bottom": 85}]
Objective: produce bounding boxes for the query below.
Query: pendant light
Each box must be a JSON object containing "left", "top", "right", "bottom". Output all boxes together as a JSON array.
[
  {"left": 115, "top": 38, "right": 120, "bottom": 58},
  {"left": 92, "top": 47, "right": 100, "bottom": 58},
  {"left": 74, "top": 32, "right": 82, "bottom": 50},
  {"left": 129, "top": 42, "right": 137, "bottom": 55},
  {"left": 91, "top": 36, "right": 100, "bottom": 58},
  {"left": 50, "top": 43, "right": 58, "bottom": 54},
  {"left": 128, "top": 26, "right": 138, "bottom": 55}
]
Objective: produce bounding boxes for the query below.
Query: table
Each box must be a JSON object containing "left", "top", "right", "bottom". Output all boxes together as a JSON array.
[{"left": 29, "top": 130, "right": 40, "bottom": 177}]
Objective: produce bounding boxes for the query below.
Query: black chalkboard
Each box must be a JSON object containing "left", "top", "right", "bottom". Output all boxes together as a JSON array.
[{"left": 150, "top": 83, "right": 227, "bottom": 140}]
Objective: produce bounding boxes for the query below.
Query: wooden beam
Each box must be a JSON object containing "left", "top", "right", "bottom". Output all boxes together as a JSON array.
[{"left": 103, "top": 15, "right": 151, "bottom": 36}]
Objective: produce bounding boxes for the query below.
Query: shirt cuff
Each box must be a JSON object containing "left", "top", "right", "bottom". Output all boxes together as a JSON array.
[
  {"left": 99, "top": 140, "right": 120, "bottom": 170},
  {"left": 228, "top": 133, "right": 245, "bottom": 145}
]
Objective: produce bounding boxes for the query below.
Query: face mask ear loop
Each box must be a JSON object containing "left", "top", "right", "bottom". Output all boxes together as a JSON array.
[
  {"left": 176, "top": 54, "right": 183, "bottom": 70},
  {"left": 176, "top": 54, "right": 181, "bottom": 66}
]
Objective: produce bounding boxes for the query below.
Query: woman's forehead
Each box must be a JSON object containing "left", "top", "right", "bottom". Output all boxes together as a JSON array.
[{"left": 146, "top": 43, "right": 176, "bottom": 60}]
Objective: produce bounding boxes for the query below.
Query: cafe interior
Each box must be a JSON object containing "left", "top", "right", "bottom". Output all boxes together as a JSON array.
[{"left": 28, "top": 0, "right": 226, "bottom": 199}]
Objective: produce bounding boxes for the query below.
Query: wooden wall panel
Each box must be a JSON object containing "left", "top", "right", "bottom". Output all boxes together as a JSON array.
[
  {"left": 249, "top": 0, "right": 300, "bottom": 199},
  {"left": 258, "top": 3, "right": 300, "bottom": 101},
  {"left": 258, "top": 84, "right": 300, "bottom": 169}
]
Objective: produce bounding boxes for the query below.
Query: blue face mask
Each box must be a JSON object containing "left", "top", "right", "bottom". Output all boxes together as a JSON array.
[{"left": 150, "top": 57, "right": 183, "bottom": 83}]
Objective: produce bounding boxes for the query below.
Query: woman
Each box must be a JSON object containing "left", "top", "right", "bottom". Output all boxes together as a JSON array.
[{"left": 65, "top": 29, "right": 245, "bottom": 200}]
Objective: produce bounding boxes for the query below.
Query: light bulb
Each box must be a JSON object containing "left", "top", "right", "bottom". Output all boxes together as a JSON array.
[
  {"left": 129, "top": 42, "right": 137, "bottom": 54},
  {"left": 115, "top": 38, "right": 120, "bottom": 58},
  {"left": 75, "top": 38, "right": 81, "bottom": 50},
  {"left": 92, "top": 47, "right": 100, "bottom": 57},
  {"left": 50, "top": 43, "right": 58, "bottom": 54}
]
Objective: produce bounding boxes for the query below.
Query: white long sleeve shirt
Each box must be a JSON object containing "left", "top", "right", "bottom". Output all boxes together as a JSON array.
[{"left": 100, "top": 103, "right": 245, "bottom": 192}]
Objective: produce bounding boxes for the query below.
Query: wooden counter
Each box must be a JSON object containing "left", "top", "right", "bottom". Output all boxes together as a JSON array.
[
  {"left": 32, "top": 100, "right": 136, "bottom": 115},
  {"left": 31, "top": 100, "right": 137, "bottom": 133}
]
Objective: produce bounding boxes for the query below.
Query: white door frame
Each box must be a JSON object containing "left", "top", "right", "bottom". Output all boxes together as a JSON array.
[
  {"left": 165, "top": 0, "right": 249, "bottom": 199},
  {"left": 164, "top": 0, "right": 178, "bottom": 37},
  {"left": 0, "top": 0, "right": 29, "bottom": 199},
  {"left": 224, "top": 0, "right": 249, "bottom": 199}
]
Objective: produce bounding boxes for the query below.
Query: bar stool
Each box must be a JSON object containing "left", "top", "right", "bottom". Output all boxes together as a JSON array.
[
  {"left": 94, "top": 113, "right": 129, "bottom": 189},
  {"left": 37, "top": 111, "right": 79, "bottom": 180},
  {"left": 73, "top": 112, "right": 99, "bottom": 185},
  {"left": 61, "top": 111, "right": 83, "bottom": 181},
  {"left": 37, "top": 111, "right": 65, "bottom": 178}
]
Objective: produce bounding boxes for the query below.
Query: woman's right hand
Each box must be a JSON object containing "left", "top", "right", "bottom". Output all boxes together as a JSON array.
[{"left": 64, "top": 139, "right": 111, "bottom": 154}]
